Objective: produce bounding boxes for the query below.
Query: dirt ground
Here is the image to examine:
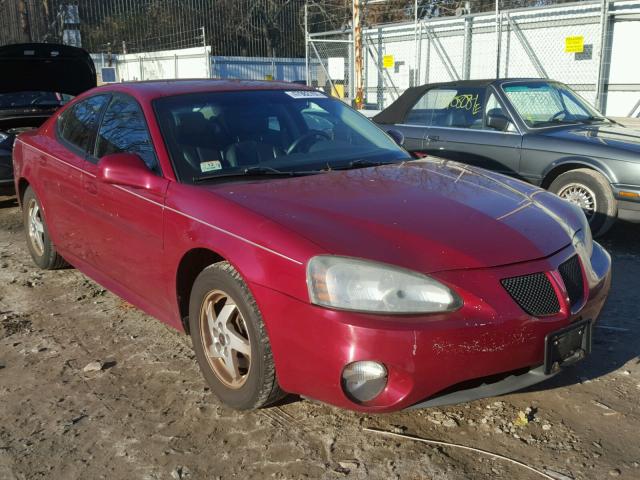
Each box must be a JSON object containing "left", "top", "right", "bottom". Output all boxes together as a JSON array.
[{"left": 0, "top": 194, "right": 638, "bottom": 480}]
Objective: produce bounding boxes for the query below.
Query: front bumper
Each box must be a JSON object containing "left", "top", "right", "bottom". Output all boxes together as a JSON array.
[
  {"left": 251, "top": 242, "right": 611, "bottom": 413},
  {"left": 613, "top": 185, "right": 640, "bottom": 222}
]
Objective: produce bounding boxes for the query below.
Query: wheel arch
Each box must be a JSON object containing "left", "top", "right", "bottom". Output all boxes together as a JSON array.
[
  {"left": 541, "top": 158, "right": 616, "bottom": 190},
  {"left": 175, "top": 247, "right": 226, "bottom": 333},
  {"left": 16, "top": 177, "right": 30, "bottom": 206}
]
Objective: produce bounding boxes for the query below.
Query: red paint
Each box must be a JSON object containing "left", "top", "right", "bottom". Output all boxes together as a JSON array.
[{"left": 13, "top": 80, "right": 612, "bottom": 412}]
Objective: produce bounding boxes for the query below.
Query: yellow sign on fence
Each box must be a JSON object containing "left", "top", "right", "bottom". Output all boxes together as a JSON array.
[
  {"left": 382, "top": 54, "right": 395, "bottom": 68},
  {"left": 331, "top": 83, "right": 345, "bottom": 99},
  {"left": 565, "top": 36, "right": 584, "bottom": 53}
]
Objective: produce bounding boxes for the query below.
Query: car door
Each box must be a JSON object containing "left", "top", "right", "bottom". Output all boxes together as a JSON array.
[
  {"left": 43, "top": 94, "right": 110, "bottom": 258},
  {"left": 387, "top": 89, "right": 435, "bottom": 154},
  {"left": 418, "top": 86, "right": 523, "bottom": 177},
  {"left": 81, "top": 93, "right": 168, "bottom": 306}
]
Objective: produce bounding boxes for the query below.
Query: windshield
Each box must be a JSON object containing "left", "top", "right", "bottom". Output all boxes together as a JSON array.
[
  {"left": 0, "top": 91, "right": 71, "bottom": 110},
  {"left": 502, "top": 82, "right": 605, "bottom": 128},
  {"left": 153, "top": 89, "right": 409, "bottom": 183}
]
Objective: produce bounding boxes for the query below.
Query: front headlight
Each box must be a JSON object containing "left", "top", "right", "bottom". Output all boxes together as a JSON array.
[
  {"left": 307, "top": 256, "right": 462, "bottom": 314},
  {"left": 0, "top": 132, "right": 9, "bottom": 144}
]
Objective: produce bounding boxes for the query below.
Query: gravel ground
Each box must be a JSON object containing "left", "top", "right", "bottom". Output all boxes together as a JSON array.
[{"left": 0, "top": 194, "right": 639, "bottom": 480}]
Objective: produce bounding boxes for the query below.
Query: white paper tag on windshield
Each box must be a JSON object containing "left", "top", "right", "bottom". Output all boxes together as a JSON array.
[
  {"left": 200, "top": 160, "right": 222, "bottom": 172},
  {"left": 285, "top": 90, "right": 327, "bottom": 99}
]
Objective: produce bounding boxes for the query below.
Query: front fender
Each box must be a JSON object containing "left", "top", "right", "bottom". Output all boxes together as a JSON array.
[{"left": 541, "top": 156, "right": 618, "bottom": 186}]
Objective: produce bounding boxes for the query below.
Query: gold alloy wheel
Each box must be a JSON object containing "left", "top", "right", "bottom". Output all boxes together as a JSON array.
[
  {"left": 199, "top": 290, "right": 252, "bottom": 389},
  {"left": 27, "top": 198, "right": 45, "bottom": 257}
]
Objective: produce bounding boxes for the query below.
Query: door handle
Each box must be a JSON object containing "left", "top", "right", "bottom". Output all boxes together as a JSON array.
[{"left": 426, "top": 135, "right": 440, "bottom": 142}]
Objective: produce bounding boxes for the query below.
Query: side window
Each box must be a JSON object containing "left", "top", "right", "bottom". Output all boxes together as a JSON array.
[
  {"left": 406, "top": 87, "right": 485, "bottom": 129},
  {"left": 95, "top": 96, "right": 159, "bottom": 173},
  {"left": 302, "top": 111, "right": 334, "bottom": 133},
  {"left": 267, "top": 116, "right": 281, "bottom": 132},
  {"left": 484, "top": 92, "right": 516, "bottom": 132},
  {"left": 485, "top": 93, "right": 503, "bottom": 118},
  {"left": 59, "top": 95, "right": 110, "bottom": 153}
]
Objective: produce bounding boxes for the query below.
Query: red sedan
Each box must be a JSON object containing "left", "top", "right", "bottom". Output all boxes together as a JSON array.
[{"left": 12, "top": 80, "right": 611, "bottom": 412}]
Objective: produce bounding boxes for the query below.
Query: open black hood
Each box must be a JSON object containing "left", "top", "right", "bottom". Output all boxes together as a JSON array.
[{"left": 0, "top": 43, "right": 96, "bottom": 96}]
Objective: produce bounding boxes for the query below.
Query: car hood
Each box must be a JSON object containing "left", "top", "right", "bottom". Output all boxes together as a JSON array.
[
  {"left": 207, "top": 159, "right": 579, "bottom": 273},
  {"left": 0, "top": 43, "right": 96, "bottom": 96},
  {"left": 539, "top": 122, "right": 640, "bottom": 156}
]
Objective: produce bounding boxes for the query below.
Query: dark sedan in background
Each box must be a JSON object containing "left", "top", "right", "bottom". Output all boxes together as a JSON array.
[
  {"left": 375, "top": 79, "right": 640, "bottom": 236},
  {"left": 0, "top": 43, "right": 96, "bottom": 195}
]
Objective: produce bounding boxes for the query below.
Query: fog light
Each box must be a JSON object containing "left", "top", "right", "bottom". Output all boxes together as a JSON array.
[{"left": 341, "top": 361, "right": 387, "bottom": 403}]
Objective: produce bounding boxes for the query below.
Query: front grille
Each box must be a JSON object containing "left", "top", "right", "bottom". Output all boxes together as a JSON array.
[
  {"left": 559, "top": 255, "right": 584, "bottom": 309},
  {"left": 501, "top": 273, "right": 560, "bottom": 317}
]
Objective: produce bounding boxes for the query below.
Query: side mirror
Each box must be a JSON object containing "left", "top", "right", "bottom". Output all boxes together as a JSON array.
[
  {"left": 97, "top": 153, "right": 167, "bottom": 193},
  {"left": 386, "top": 128, "right": 405, "bottom": 146},
  {"left": 486, "top": 113, "right": 510, "bottom": 132}
]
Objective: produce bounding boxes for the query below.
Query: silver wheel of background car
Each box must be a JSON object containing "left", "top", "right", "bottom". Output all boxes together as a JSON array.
[
  {"left": 557, "top": 182, "right": 597, "bottom": 221},
  {"left": 27, "top": 198, "right": 45, "bottom": 257},
  {"left": 199, "top": 289, "right": 252, "bottom": 389}
]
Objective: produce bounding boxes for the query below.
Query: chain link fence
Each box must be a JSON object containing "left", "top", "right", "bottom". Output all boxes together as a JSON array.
[
  {"left": 501, "top": 2, "right": 604, "bottom": 106},
  {"left": 0, "top": 0, "right": 306, "bottom": 57},
  {"left": 307, "top": 34, "right": 354, "bottom": 101},
  {"left": 307, "top": 0, "right": 640, "bottom": 117}
]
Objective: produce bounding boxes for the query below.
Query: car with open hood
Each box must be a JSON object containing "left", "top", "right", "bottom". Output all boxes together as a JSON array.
[
  {"left": 0, "top": 43, "right": 96, "bottom": 194},
  {"left": 12, "top": 80, "right": 611, "bottom": 412},
  {"left": 374, "top": 79, "right": 640, "bottom": 237}
]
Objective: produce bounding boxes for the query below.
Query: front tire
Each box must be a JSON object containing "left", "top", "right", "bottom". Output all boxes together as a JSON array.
[
  {"left": 22, "top": 186, "right": 68, "bottom": 270},
  {"left": 188, "top": 261, "right": 284, "bottom": 410},
  {"left": 549, "top": 168, "right": 617, "bottom": 237}
]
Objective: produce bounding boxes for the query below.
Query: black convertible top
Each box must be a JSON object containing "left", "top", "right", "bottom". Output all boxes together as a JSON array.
[{"left": 372, "top": 78, "right": 544, "bottom": 125}]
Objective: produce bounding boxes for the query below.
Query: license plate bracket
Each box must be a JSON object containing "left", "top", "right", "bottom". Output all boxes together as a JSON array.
[{"left": 544, "top": 319, "right": 592, "bottom": 375}]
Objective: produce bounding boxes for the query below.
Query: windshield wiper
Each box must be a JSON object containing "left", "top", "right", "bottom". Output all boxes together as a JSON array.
[
  {"left": 535, "top": 116, "right": 608, "bottom": 127},
  {"left": 576, "top": 116, "right": 608, "bottom": 124},
  {"left": 329, "top": 159, "right": 398, "bottom": 171},
  {"left": 193, "top": 166, "right": 319, "bottom": 184}
]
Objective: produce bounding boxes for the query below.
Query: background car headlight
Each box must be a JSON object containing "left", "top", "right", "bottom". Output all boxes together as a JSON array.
[{"left": 307, "top": 256, "right": 462, "bottom": 314}]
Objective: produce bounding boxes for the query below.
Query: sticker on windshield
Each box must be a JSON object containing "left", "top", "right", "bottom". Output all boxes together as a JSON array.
[
  {"left": 285, "top": 90, "right": 327, "bottom": 99},
  {"left": 200, "top": 160, "right": 222, "bottom": 173}
]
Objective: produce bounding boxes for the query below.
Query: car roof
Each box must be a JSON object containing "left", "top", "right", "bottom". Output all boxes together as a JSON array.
[
  {"left": 373, "top": 78, "right": 554, "bottom": 124},
  {"left": 90, "top": 79, "right": 313, "bottom": 102}
]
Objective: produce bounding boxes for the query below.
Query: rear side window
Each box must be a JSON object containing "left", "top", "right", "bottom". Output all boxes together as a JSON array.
[
  {"left": 59, "top": 95, "right": 110, "bottom": 153},
  {"left": 95, "top": 95, "right": 159, "bottom": 172},
  {"left": 406, "top": 87, "right": 486, "bottom": 129}
]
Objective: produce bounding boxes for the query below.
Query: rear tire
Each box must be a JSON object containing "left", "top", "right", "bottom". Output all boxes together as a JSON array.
[
  {"left": 22, "top": 187, "right": 68, "bottom": 270},
  {"left": 188, "top": 261, "right": 285, "bottom": 410},
  {"left": 548, "top": 168, "right": 617, "bottom": 237}
]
